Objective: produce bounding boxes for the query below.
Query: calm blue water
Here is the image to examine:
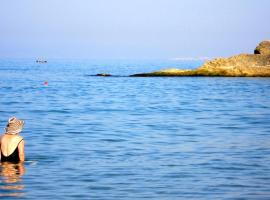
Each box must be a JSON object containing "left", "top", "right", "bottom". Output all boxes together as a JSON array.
[{"left": 0, "top": 59, "right": 270, "bottom": 199}]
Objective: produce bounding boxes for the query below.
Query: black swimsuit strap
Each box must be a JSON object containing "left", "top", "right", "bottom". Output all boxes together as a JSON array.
[{"left": 17, "top": 139, "right": 24, "bottom": 146}]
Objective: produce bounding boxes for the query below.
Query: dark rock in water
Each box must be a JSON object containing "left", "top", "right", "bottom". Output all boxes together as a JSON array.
[
  {"left": 254, "top": 40, "right": 270, "bottom": 55},
  {"left": 96, "top": 73, "right": 112, "bottom": 77},
  {"left": 131, "top": 40, "right": 270, "bottom": 77}
]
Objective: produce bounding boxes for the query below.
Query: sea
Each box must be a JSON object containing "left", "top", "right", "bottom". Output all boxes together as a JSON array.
[{"left": 0, "top": 59, "right": 270, "bottom": 200}]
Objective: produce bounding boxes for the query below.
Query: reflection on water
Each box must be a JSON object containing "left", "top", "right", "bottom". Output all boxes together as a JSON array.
[{"left": 0, "top": 162, "right": 25, "bottom": 197}]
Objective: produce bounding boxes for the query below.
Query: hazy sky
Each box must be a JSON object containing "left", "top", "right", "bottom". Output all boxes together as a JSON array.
[{"left": 0, "top": 0, "right": 270, "bottom": 59}]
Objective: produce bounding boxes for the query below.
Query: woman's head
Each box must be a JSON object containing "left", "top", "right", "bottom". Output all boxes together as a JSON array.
[{"left": 5, "top": 117, "right": 25, "bottom": 135}]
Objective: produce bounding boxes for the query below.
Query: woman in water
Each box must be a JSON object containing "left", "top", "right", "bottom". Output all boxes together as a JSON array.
[{"left": 0, "top": 117, "right": 25, "bottom": 163}]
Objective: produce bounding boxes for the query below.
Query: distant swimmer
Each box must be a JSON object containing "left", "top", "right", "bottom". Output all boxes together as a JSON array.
[{"left": 0, "top": 117, "right": 25, "bottom": 163}]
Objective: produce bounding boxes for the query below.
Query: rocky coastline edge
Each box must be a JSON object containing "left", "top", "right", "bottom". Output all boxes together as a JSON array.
[{"left": 130, "top": 41, "right": 270, "bottom": 77}]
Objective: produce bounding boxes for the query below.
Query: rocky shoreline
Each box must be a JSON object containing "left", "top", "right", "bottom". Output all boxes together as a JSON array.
[{"left": 131, "top": 41, "right": 270, "bottom": 77}]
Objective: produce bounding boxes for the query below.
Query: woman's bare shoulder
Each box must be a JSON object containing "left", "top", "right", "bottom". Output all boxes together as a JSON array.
[
  {"left": 10, "top": 135, "right": 24, "bottom": 143},
  {"left": 16, "top": 135, "right": 24, "bottom": 141}
]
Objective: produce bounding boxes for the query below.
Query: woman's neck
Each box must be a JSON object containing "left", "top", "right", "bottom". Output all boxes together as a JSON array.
[{"left": 5, "top": 133, "right": 18, "bottom": 135}]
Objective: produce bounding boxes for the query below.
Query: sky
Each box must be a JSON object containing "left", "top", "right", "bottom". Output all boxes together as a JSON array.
[{"left": 0, "top": 0, "right": 270, "bottom": 59}]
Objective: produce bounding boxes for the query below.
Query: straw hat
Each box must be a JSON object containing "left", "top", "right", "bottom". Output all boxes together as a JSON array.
[{"left": 5, "top": 117, "right": 25, "bottom": 134}]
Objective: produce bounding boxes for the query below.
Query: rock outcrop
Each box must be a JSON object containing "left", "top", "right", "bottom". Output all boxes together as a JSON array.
[
  {"left": 254, "top": 40, "right": 270, "bottom": 55},
  {"left": 131, "top": 41, "right": 270, "bottom": 77},
  {"left": 96, "top": 73, "right": 112, "bottom": 77}
]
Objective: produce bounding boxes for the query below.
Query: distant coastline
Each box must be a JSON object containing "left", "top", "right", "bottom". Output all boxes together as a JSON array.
[
  {"left": 169, "top": 57, "right": 212, "bottom": 61},
  {"left": 131, "top": 41, "right": 270, "bottom": 77}
]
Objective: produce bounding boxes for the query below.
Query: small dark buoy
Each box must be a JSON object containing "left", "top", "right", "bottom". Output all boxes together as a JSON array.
[{"left": 44, "top": 81, "right": 48, "bottom": 85}]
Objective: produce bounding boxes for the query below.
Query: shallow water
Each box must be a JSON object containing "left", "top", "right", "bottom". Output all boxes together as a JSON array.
[{"left": 0, "top": 59, "right": 270, "bottom": 199}]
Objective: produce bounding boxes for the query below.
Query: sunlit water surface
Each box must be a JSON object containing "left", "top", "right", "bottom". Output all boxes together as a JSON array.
[{"left": 0, "top": 59, "right": 270, "bottom": 199}]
